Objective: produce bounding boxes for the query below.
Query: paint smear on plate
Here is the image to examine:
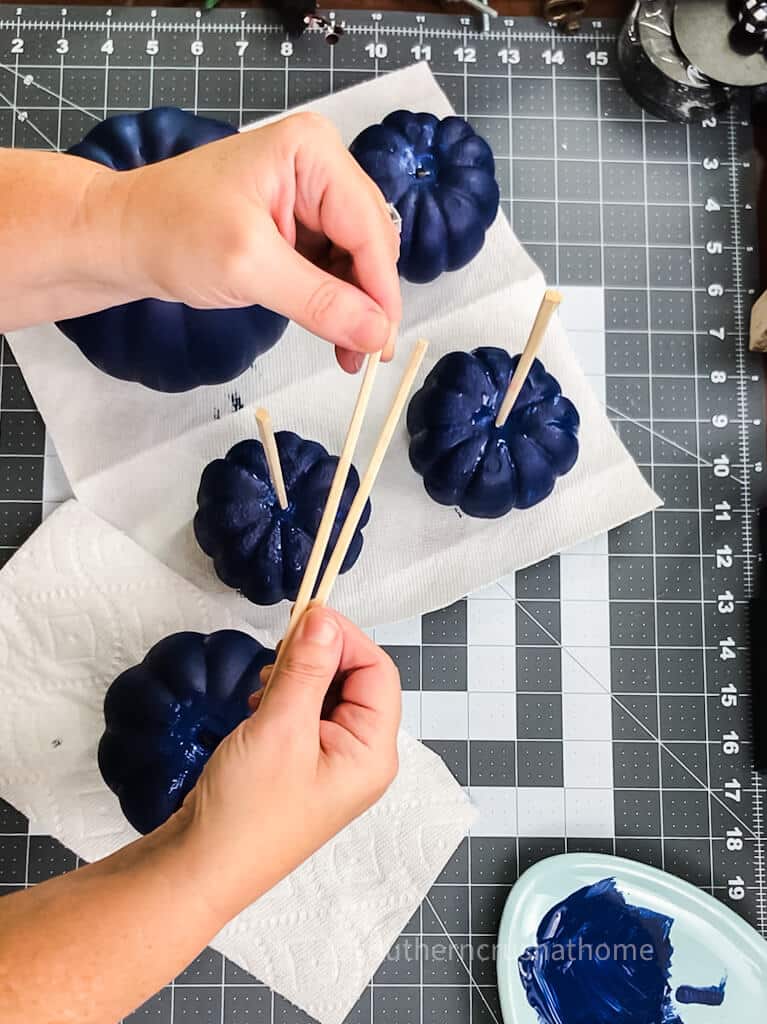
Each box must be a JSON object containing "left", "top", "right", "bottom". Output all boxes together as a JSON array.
[{"left": 518, "top": 877, "right": 726, "bottom": 1024}]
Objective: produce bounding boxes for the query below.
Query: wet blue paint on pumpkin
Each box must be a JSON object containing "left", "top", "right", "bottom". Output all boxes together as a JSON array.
[
  {"left": 519, "top": 878, "right": 726, "bottom": 1024},
  {"left": 350, "top": 110, "right": 499, "bottom": 284},
  {"left": 57, "top": 108, "right": 287, "bottom": 392},
  {"left": 99, "top": 630, "right": 274, "bottom": 834},
  {"left": 407, "top": 347, "right": 579, "bottom": 518},
  {"left": 194, "top": 430, "right": 371, "bottom": 605}
]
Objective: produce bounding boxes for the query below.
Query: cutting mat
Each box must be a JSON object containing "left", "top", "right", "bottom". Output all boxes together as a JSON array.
[{"left": 1, "top": 5, "right": 766, "bottom": 1022}]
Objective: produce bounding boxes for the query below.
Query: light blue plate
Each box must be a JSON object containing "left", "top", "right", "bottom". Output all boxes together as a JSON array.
[{"left": 496, "top": 853, "right": 767, "bottom": 1024}]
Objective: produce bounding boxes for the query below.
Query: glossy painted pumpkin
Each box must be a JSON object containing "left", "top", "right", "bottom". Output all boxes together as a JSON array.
[
  {"left": 98, "top": 630, "right": 274, "bottom": 834},
  {"left": 407, "top": 347, "right": 580, "bottom": 518},
  {"left": 350, "top": 110, "right": 499, "bottom": 284},
  {"left": 57, "top": 107, "right": 287, "bottom": 392},
  {"left": 194, "top": 430, "right": 371, "bottom": 605}
]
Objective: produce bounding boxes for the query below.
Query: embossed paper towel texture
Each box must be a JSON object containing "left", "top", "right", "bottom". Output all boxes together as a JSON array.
[
  {"left": 0, "top": 501, "right": 475, "bottom": 1024},
  {"left": 7, "top": 64, "right": 660, "bottom": 646}
]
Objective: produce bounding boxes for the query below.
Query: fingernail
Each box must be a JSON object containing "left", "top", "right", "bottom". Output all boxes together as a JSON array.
[
  {"left": 348, "top": 351, "right": 365, "bottom": 373},
  {"left": 352, "top": 308, "right": 390, "bottom": 351},
  {"left": 297, "top": 607, "right": 339, "bottom": 647},
  {"left": 383, "top": 321, "right": 399, "bottom": 362}
]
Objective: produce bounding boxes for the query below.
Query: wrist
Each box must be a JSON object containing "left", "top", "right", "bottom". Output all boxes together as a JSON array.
[
  {"left": 152, "top": 802, "right": 274, "bottom": 925},
  {"left": 73, "top": 163, "right": 154, "bottom": 305}
]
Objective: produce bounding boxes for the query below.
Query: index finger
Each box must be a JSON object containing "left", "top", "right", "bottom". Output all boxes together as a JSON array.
[
  {"left": 324, "top": 609, "right": 402, "bottom": 748},
  {"left": 293, "top": 119, "right": 403, "bottom": 331}
]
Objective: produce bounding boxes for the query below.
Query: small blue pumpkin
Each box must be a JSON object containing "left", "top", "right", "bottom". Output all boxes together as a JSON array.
[
  {"left": 350, "top": 110, "right": 499, "bottom": 284},
  {"left": 98, "top": 630, "right": 274, "bottom": 834},
  {"left": 407, "top": 347, "right": 580, "bottom": 518},
  {"left": 57, "top": 107, "right": 287, "bottom": 392},
  {"left": 194, "top": 430, "right": 371, "bottom": 605}
]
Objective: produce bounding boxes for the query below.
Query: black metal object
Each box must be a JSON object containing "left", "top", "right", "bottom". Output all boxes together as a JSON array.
[
  {"left": 735, "top": 0, "right": 767, "bottom": 42},
  {"left": 674, "top": 0, "right": 767, "bottom": 87},
  {"left": 617, "top": 0, "right": 733, "bottom": 122},
  {"left": 266, "top": 0, "right": 343, "bottom": 42},
  {"left": 542, "top": 0, "right": 589, "bottom": 33}
]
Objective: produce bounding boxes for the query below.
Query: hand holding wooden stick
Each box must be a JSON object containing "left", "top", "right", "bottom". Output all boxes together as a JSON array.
[
  {"left": 495, "top": 288, "right": 562, "bottom": 428},
  {"left": 255, "top": 407, "right": 289, "bottom": 510}
]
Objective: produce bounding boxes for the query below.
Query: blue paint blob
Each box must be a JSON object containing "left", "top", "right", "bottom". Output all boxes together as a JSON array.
[
  {"left": 675, "top": 980, "right": 726, "bottom": 1006},
  {"left": 518, "top": 878, "right": 727, "bottom": 1024}
]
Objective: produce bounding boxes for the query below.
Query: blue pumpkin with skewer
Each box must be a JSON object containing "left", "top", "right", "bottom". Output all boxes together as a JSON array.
[
  {"left": 194, "top": 430, "right": 371, "bottom": 605},
  {"left": 407, "top": 347, "right": 580, "bottom": 519}
]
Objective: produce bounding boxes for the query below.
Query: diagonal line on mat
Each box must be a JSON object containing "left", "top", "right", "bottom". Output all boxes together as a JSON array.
[
  {"left": 425, "top": 896, "right": 502, "bottom": 1024},
  {"left": 503, "top": 585, "right": 758, "bottom": 839},
  {"left": 0, "top": 62, "right": 101, "bottom": 122},
  {"left": 0, "top": 88, "right": 58, "bottom": 149},
  {"left": 606, "top": 403, "right": 745, "bottom": 487}
]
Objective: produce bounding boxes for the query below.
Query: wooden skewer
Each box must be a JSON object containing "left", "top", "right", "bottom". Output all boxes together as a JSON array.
[
  {"left": 494, "top": 288, "right": 562, "bottom": 428},
  {"left": 279, "top": 350, "right": 382, "bottom": 655},
  {"left": 313, "top": 338, "right": 429, "bottom": 607},
  {"left": 266, "top": 339, "right": 428, "bottom": 684},
  {"left": 255, "top": 407, "right": 288, "bottom": 510}
]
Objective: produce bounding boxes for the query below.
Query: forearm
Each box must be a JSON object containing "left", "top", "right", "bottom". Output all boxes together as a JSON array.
[
  {"left": 0, "top": 149, "right": 141, "bottom": 331},
  {"left": 0, "top": 814, "right": 243, "bottom": 1024}
]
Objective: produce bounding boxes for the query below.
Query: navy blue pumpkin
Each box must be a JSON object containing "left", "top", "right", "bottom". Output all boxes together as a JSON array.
[
  {"left": 57, "top": 107, "right": 287, "bottom": 392},
  {"left": 407, "top": 347, "right": 580, "bottom": 518},
  {"left": 98, "top": 630, "right": 274, "bottom": 834},
  {"left": 194, "top": 430, "right": 371, "bottom": 605},
  {"left": 350, "top": 110, "right": 499, "bottom": 284}
]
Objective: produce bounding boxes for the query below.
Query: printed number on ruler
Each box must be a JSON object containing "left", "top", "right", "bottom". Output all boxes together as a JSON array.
[
  {"left": 705, "top": 141, "right": 726, "bottom": 345},
  {"left": 703, "top": 121, "right": 748, "bottom": 838},
  {"left": 725, "top": 832, "right": 745, "bottom": 899},
  {"left": 365, "top": 42, "right": 388, "bottom": 59}
]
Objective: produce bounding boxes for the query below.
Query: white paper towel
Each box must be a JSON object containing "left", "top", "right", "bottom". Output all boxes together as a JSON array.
[
  {"left": 0, "top": 500, "right": 475, "bottom": 1024},
  {"left": 7, "top": 64, "right": 660, "bottom": 646}
]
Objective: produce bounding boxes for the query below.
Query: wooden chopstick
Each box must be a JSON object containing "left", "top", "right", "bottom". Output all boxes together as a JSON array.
[
  {"left": 313, "top": 338, "right": 429, "bottom": 606},
  {"left": 279, "top": 350, "right": 381, "bottom": 655},
  {"left": 266, "top": 338, "right": 428, "bottom": 682},
  {"left": 255, "top": 407, "right": 289, "bottom": 509},
  {"left": 495, "top": 288, "right": 562, "bottom": 428}
]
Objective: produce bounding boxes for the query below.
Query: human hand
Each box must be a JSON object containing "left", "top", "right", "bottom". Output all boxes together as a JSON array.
[
  {"left": 175, "top": 606, "right": 401, "bottom": 920},
  {"left": 109, "top": 113, "right": 402, "bottom": 373}
]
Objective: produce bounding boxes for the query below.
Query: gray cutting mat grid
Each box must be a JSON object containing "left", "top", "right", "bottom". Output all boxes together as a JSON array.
[{"left": 0, "top": 6, "right": 766, "bottom": 1022}]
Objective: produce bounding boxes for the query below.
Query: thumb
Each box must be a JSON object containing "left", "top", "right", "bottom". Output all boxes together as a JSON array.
[
  {"left": 257, "top": 231, "right": 392, "bottom": 354},
  {"left": 258, "top": 607, "right": 342, "bottom": 725}
]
